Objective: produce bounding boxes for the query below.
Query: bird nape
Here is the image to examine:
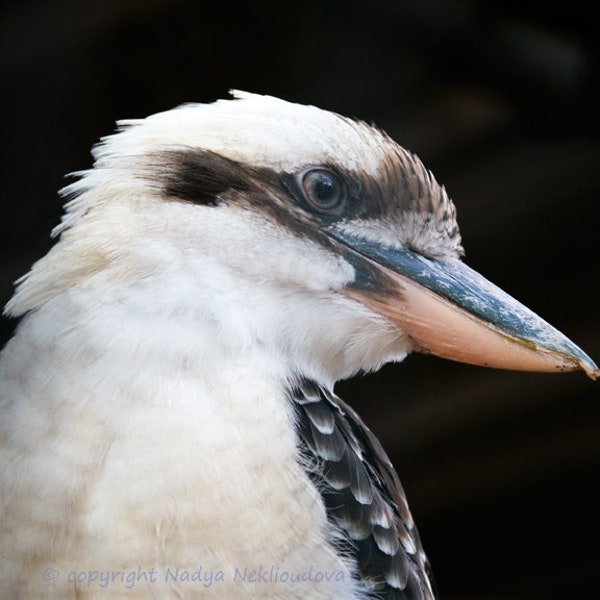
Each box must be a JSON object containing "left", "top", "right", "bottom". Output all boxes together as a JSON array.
[{"left": 0, "top": 91, "right": 597, "bottom": 600}]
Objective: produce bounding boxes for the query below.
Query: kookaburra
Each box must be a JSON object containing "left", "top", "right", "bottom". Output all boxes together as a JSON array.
[{"left": 1, "top": 91, "right": 597, "bottom": 599}]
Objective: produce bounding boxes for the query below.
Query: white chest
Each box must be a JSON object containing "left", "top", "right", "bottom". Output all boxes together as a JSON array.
[{"left": 0, "top": 297, "right": 362, "bottom": 598}]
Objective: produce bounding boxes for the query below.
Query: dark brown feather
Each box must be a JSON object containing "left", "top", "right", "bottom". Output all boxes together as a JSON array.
[{"left": 290, "top": 379, "right": 436, "bottom": 599}]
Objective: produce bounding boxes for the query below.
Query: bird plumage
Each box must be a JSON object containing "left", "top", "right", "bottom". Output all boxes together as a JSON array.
[
  {"left": 292, "top": 380, "right": 433, "bottom": 598},
  {"left": 1, "top": 91, "right": 596, "bottom": 599}
]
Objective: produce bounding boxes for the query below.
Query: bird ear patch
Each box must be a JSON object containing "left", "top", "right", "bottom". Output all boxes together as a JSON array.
[{"left": 154, "top": 148, "right": 252, "bottom": 206}]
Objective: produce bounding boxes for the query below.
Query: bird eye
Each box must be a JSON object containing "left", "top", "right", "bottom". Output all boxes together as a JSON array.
[{"left": 300, "top": 168, "right": 345, "bottom": 214}]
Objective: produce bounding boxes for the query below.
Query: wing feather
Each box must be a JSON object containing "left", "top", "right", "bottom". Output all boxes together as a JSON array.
[{"left": 290, "top": 379, "right": 436, "bottom": 599}]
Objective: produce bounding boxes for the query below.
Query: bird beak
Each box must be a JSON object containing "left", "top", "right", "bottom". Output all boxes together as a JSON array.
[{"left": 331, "top": 232, "right": 598, "bottom": 380}]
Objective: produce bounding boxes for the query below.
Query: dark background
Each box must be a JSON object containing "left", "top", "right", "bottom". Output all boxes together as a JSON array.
[{"left": 1, "top": 1, "right": 598, "bottom": 598}]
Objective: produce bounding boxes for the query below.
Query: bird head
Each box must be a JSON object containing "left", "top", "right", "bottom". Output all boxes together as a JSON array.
[{"left": 7, "top": 90, "right": 597, "bottom": 384}]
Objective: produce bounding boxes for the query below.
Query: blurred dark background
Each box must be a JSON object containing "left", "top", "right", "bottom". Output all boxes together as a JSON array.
[{"left": 1, "top": 1, "right": 598, "bottom": 598}]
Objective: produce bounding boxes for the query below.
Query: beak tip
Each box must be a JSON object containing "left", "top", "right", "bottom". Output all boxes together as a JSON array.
[
  {"left": 546, "top": 343, "right": 598, "bottom": 380},
  {"left": 562, "top": 352, "right": 599, "bottom": 380},
  {"left": 583, "top": 363, "right": 600, "bottom": 381}
]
